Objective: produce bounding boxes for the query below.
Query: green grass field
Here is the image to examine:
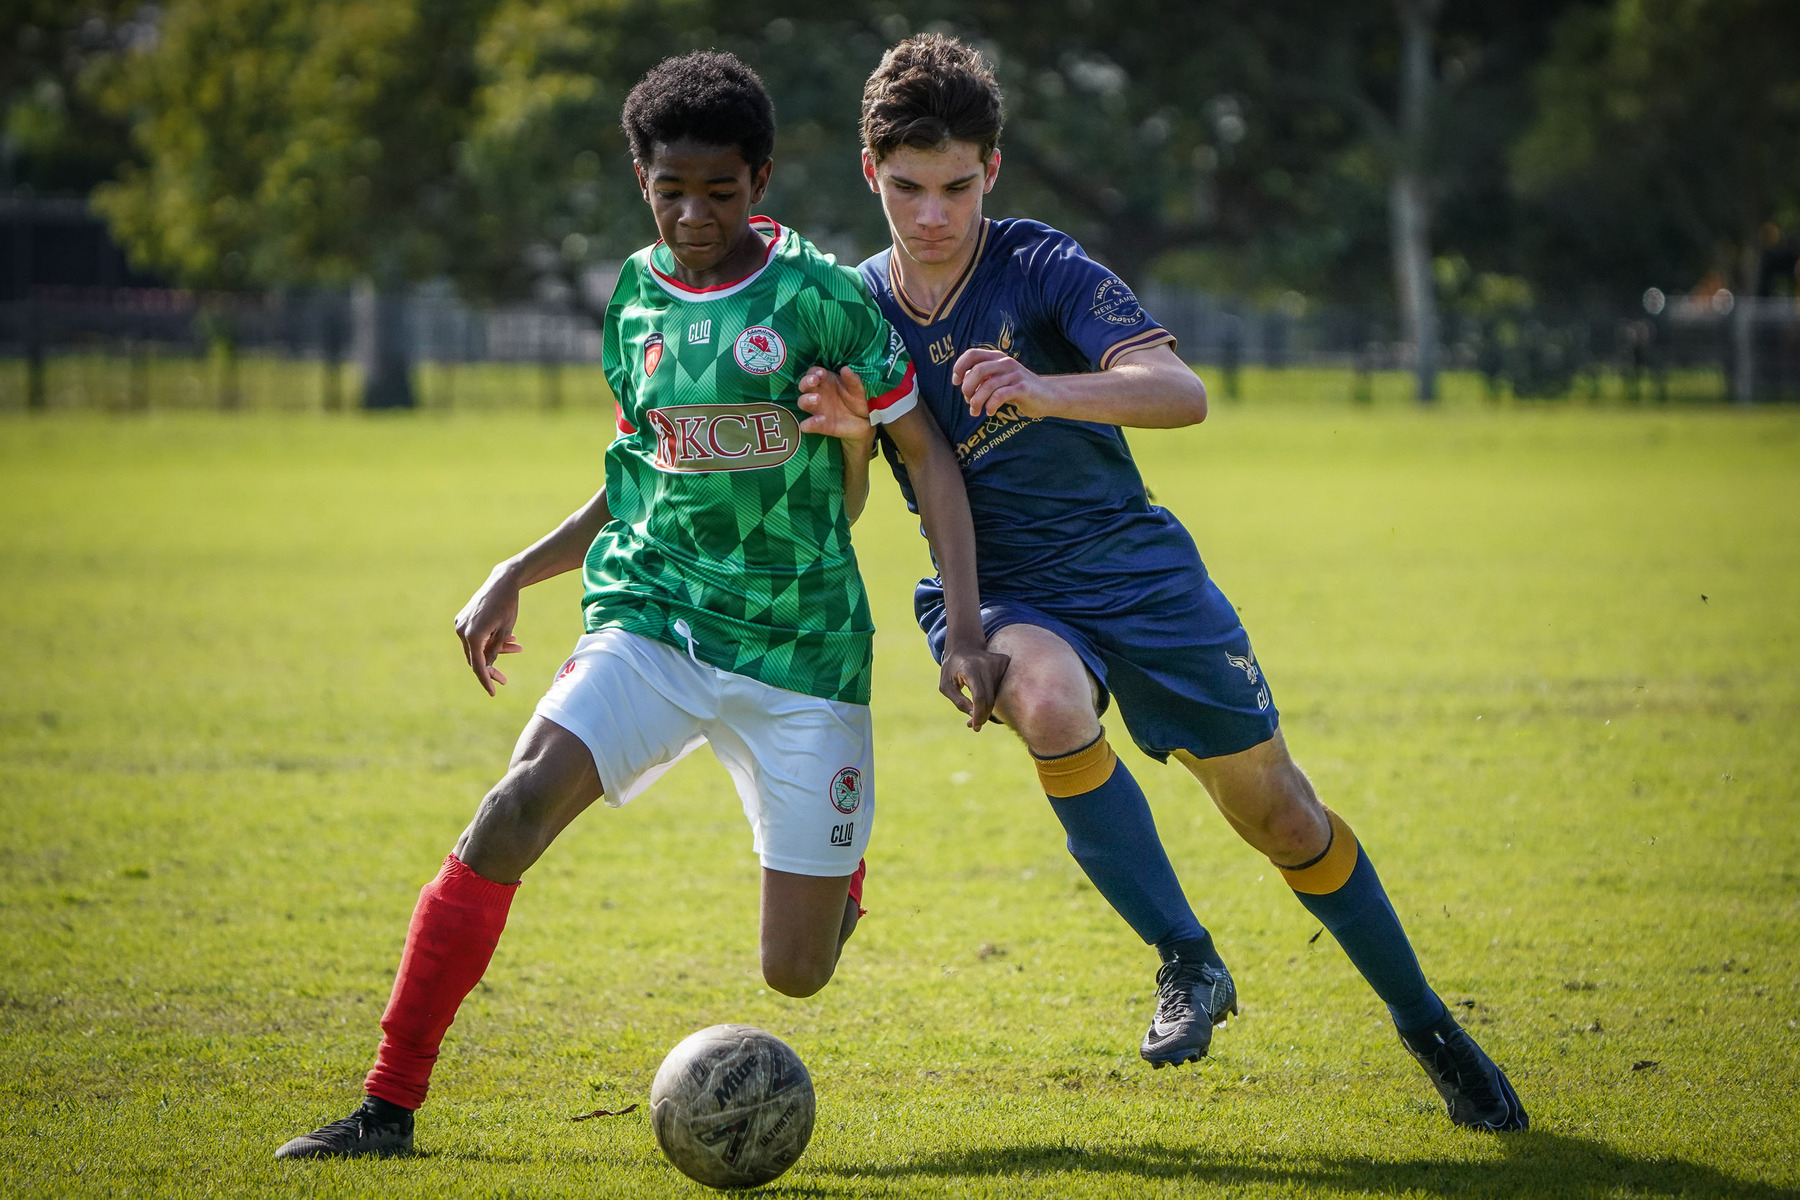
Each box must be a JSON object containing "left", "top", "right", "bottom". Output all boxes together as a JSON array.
[{"left": 2, "top": 402, "right": 1797, "bottom": 1197}]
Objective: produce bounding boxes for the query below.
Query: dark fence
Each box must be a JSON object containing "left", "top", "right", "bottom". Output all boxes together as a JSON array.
[
  {"left": 1139, "top": 285, "right": 1800, "bottom": 404},
  {"left": 3, "top": 276, "right": 1797, "bottom": 411}
]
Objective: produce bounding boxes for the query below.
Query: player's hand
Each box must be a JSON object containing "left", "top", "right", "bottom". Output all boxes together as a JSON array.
[
  {"left": 952, "top": 348, "right": 1058, "bottom": 419},
  {"left": 453, "top": 565, "right": 525, "bottom": 697},
  {"left": 939, "top": 643, "right": 1010, "bottom": 731},
  {"left": 797, "top": 365, "right": 875, "bottom": 443}
]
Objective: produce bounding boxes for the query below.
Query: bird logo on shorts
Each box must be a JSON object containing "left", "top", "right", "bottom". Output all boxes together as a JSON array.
[
  {"left": 830, "top": 767, "right": 862, "bottom": 814},
  {"left": 1226, "top": 650, "right": 1272, "bottom": 711}
]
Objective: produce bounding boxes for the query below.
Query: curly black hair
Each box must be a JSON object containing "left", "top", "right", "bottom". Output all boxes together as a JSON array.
[{"left": 621, "top": 51, "right": 776, "bottom": 168}]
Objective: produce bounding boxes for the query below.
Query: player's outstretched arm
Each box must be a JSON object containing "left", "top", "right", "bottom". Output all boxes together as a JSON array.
[
  {"left": 880, "top": 408, "right": 1009, "bottom": 729},
  {"left": 453, "top": 487, "right": 614, "bottom": 696},
  {"left": 952, "top": 342, "right": 1207, "bottom": 429},
  {"left": 799, "top": 365, "right": 878, "bottom": 525}
]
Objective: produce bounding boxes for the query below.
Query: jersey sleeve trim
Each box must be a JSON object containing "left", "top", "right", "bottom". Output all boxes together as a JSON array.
[
  {"left": 866, "top": 363, "right": 917, "bottom": 426},
  {"left": 1098, "top": 327, "right": 1177, "bottom": 371}
]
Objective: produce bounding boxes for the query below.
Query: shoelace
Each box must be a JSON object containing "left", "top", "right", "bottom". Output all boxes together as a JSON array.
[{"left": 1154, "top": 960, "right": 1211, "bottom": 1024}]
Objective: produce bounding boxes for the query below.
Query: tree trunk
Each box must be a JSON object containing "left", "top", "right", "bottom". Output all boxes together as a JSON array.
[
  {"left": 355, "top": 274, "right": 416, "bottom": 410},
  {"left": 1732, "top": 235, "right": 1760, "bottom": 404},
  {"left": 1391, "top": 0, "right": 1442, "bottom": 403}
]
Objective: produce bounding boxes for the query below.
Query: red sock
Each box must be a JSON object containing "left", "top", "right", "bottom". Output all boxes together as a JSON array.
[
  {"left": 364, "top": 855, "right": 518, "bottom": 1110},
  {"left": 848, "top": 858, "right": 867, "bottom": 917}
]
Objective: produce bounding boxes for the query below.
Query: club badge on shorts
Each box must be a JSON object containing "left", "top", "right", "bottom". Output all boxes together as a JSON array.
[
  {"left": 734, "top": 325, "right": 786, "bottom": 375},
  {"left": 829, "top": 767, "right": 862, "bottom": 814}
]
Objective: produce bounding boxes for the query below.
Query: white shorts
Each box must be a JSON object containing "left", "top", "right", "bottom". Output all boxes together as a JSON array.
[{"left": 533, "top": 628, "right": 873, "bottom": 876}]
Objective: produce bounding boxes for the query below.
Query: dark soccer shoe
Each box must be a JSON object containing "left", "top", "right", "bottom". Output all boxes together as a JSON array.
[
  {"left": 1399, "top": 1016, "right": 1530, "bottom": 1132},
  {"left": 274, "top": 1097, "right": 415, "bottom": 1159},
  {"left": 1140, "top": 959, "right": 1238, "bottom": 1067}
]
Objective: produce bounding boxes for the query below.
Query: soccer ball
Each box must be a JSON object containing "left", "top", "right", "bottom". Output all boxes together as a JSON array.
[{"left": 649, "top": 1023, "right": 816, "bottom": 1189}]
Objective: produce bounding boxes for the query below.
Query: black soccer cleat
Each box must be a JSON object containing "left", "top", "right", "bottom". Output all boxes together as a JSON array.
[
  {"left": 1140, "top": 959, "right": 1238, "bottom": 1068},
  {"left": 274, "top": 1096, "right": 416, "bottom": 1159},
  {"left": 1399, "top": 1015, "right": 1530, "bottom": 1132}
]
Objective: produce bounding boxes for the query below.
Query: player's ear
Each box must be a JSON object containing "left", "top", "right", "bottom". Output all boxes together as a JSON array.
[
  {"left": 633, "top": 160, "right": 650, "bottom": 203},
  {"left": 749, "top": 157, "right": 773, "bottom": 204},
  {"left": 861, "top": 148, "right": 880, "bottom": 194},
  {"left": 983, "top": 148, "right": 1001, "bottom": 194}
]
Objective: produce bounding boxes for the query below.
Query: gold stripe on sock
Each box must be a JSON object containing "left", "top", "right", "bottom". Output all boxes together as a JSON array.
[
  {"left": 1277, "top": 809, "right": 1359, "bottom": 895},
  {"left": 1035, "top": 731, "right": 1118, "bottom": 798}
]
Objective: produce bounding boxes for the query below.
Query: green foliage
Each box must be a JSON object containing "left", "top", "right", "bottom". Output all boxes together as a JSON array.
[
  {"left": 2, "top": 406, "right": 1798, "bottom": 1196},
  {"left": 1513, "top": 0, "right": 1800, "bottom": 295},
  {"left": 92, "top": 0, "right": 496, "bottom": 288},
  {"left": 0, "top": 1, "right": 141, "bottom": 192},
  {"left": 59, "top": 1, "right": 1800, "bottom": 312}
]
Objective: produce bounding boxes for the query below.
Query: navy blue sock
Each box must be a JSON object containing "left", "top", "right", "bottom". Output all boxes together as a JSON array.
[
  {"left": 1037, "top": 733, "right": 1215, "bottom": 961},
  {"left": 1283, "top": 817, "right": 1447, "bottom": 1033}
]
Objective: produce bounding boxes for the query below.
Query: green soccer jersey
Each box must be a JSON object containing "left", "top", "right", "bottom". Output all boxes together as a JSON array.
[{"left": 587, "top": 216, "right": 918, "bottom": 705}]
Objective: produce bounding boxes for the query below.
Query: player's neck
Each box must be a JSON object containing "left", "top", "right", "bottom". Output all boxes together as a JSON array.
[{"left": 891, "top": 216, "right": 986, "bottom": 313}]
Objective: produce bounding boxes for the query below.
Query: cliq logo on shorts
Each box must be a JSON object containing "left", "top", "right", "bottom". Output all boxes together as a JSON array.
[{"left": 646, "top": 403, "right": 800, "bottom": 473}]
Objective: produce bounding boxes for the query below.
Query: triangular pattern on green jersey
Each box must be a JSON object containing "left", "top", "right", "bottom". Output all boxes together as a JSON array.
[{"left": 581, "top": 219, "right": 911, "bottom": 705}]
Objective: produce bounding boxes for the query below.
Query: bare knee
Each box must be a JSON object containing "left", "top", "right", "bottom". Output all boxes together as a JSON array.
[
  {"left": 456, "top": 773, "right": 554, "bottom": 881},
  {"left": 761, "top": 949, "right": 836, "bottom": 998},
  {"left": 1255, "top": 790, "right": 1331, "bottom": 865},
  {"left": 995, "top": 673, "right": 1098, "bottom": 757},
  {"left": 457, "top": 764, "right": 595, "bottom": 882}
]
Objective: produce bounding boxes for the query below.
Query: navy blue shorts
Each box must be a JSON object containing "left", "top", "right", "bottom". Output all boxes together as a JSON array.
[{"left": 917, "top": 572, "right": 1279, "bottom": 762}]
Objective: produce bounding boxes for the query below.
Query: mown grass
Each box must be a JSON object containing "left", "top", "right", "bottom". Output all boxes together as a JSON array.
[{"left": 1, "top": 402, "right": 1797, "bottom": 1198}]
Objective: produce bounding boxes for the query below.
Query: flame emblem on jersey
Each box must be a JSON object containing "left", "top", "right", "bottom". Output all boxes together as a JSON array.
[
  {"left": 643, "top": 332, "right": 665, "bottom": 377},
  {"left": 733, "top": 325, "right": 786, "bottom": 375}
]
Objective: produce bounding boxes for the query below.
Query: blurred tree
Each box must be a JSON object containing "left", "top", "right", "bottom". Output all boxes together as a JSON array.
[
  {"left": 1514, "top": 0, "right": 1800, "bottom": 400},
  {"left": 1275, "top": 0, "right": 1581, "bottom": 401},
  {"left": 454, "top": 0, "right": 893, "bottom": 321},
  {"left": 92, "top": 0, "right": 497, "bottom": 407},
  {"left": 0, "top": 1, "right": 143, "bottom": 194},
  {"left": 922, "top": 0, "right": 1581, "bottom": 402}
]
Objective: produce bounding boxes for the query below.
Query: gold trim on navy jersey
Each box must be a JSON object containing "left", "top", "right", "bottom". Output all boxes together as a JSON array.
[
  {"left": 889, "top": 220, "right": 991, "bottom": 326},
  {"left": 1098, "top": 327, "right": 1177, "bottom": 371}
]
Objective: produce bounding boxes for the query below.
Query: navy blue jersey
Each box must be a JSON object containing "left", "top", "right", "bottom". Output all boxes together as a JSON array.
[
  {"left": 862, "top": 219, "right": 1278, "bottom": 761},
  {"left": 859, "top": 218, "right": 1196, "bottom": 608}
]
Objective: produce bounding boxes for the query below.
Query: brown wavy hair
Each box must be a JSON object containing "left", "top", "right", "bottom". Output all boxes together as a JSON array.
[{"left": 861, "top": 33, "right": 1004, "bottom": 162}]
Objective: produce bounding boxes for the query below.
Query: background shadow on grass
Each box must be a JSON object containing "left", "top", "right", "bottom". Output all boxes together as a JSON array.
[{"left": 818, "top": 1133, "right": 1799, "bottom": 1198}]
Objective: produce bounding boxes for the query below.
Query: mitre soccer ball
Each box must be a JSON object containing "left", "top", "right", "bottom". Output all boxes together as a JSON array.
[{"left": 649, "top": 1023, "right": 816, "bottom": 1189}]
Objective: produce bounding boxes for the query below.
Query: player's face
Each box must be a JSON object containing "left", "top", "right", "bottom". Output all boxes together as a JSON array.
[
  {"left": 635, "top": 140, "right": 773, "bottom": 278},
  {"left": 863, "top": 141, "right": 999, "bottom": 268}
]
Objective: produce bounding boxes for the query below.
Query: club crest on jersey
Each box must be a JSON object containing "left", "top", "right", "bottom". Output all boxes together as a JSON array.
[
  {"left": 643, "top": 332, "right": 665, "bottom": 377},
  {"left": 646, "top": 402, "right": 799, "bottom": 472},
  {"left": 734, "top": 325, "right": 786, "bottom": 375},
  {"left": 1091, "top": 277, "right": 1146, "bottom": 326},
  {"left": 830, "top": 767, "right": 862, "bottom": 814}
]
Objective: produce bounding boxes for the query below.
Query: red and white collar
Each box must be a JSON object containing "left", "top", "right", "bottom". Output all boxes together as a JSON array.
[{"left": 649, "top": 216, "right": 783, "bottom": 302}]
